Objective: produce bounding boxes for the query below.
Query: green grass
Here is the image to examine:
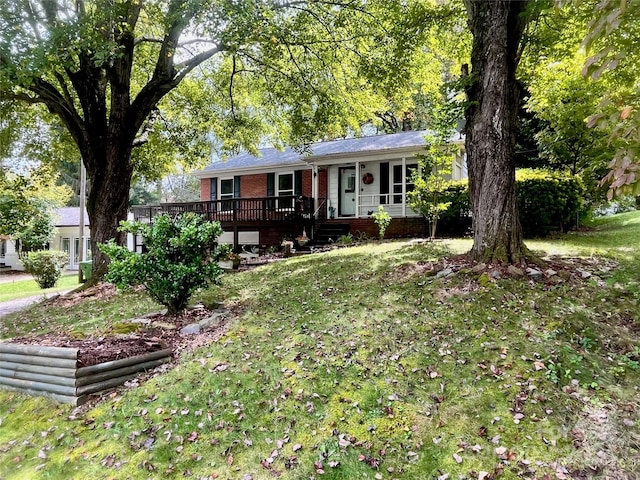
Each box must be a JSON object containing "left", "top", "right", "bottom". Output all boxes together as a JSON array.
[
  {"left": 0, "top": 273, "right": 81, "bottom": 302},
  {"left": 0, "top": 212, "right": 639, "bottom": 479}
]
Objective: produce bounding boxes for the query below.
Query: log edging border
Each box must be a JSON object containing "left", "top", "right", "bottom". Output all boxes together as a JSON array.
[{"left": 0, "top": 343, "right": 173, "bottom": 406}]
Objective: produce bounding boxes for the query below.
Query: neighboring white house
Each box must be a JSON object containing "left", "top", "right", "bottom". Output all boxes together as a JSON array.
[
  {"left": 51, "top": 207, "right": 91, "bottom": 270},
  {"left": 0, "top": 235, "right": 19, "bottom": 272},
  {"left": 0, "top": 207, "right": 90, "bottom": 272}
]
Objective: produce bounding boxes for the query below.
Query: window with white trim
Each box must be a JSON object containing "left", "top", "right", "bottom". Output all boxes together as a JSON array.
[
  {"left": 220, "top": 178, "right": 234, "bottom": 210},
  {"left": 392, "top": 163, "right": 418, "bottom": 204},
  {"left": 277, "top": 172, "right": 294, "bottom": 209}
]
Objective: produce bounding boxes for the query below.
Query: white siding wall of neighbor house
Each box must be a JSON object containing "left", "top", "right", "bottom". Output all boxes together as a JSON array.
[
  {"left": 53, "top": 226, "right": 91, "bottom": 269},
  {"left": 0, "top": 239, "right": 22, "bottom": 271},
  {"left": 218, "top": 231, "right": 260, "bottom": 246}
]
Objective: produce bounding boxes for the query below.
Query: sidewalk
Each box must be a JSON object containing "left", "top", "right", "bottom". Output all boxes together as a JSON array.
[{"left": 0, "top": 290, "right": 73, "bottom": 318}]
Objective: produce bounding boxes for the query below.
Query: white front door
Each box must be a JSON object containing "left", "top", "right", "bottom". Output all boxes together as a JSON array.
[{"left": 339, "top": 166, "right": 356, "bottom": 217}]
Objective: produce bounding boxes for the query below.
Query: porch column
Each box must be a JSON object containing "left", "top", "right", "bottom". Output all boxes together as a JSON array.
[
  {"left": 355, "top": 161, "right": 360, "bottom": 218},
  {"left": 312, "top": 164, "right": 319, "bottom": 217},
  {"left": 401, "top": 157, "right": 406, "bottom": 217}
]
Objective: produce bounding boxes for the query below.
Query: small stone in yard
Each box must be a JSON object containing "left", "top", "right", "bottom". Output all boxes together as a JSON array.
[
  {"left": 128, "top": 318, "right": 152, "bottom": 325},
  {"left": 154, "top": 322, "right": 178, "bottom": 330},
  {"left": 471, "top": 263, "right": 486, "bottom": 273},
  {"left": 507, "top": 265, "right": 524, "bottom": 277},
  {"left": 526, "top": 268, "right": 543, "bottom": 280},
  {"left": 436, "top": 268, "right": 453, "bottom": 279},
  {"left": 198, "top": 311, "right": 227, "bottom": 330},
  {"left": 180, "top": 324, "right": 201, "bottom": 335}
]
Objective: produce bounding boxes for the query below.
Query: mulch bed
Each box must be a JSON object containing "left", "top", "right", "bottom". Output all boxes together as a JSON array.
[{"left": 7, "top": 284, "right": 233, "bottom": 367}]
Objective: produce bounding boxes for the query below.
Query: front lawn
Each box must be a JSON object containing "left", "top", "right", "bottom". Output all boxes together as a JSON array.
[
  {"left": 0, "top": 273, "right": 80, "bottom": 303},
  {"left": 0, "top": 212, "right": 638, "bottom": 479}
]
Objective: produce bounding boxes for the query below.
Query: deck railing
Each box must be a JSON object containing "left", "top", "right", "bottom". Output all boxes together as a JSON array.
[{"left": 131, "top": 196, "right": 318, "bottom": 224}]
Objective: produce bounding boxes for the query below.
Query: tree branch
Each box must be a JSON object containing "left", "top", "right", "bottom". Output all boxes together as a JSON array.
[
  {"left": 174, "top": 45, "right": 224, "bottom": 81},
  {"left": 134, "top": 36, "right": 164, "bottom": 46},
  {"left": 53, "top": 71, "right": 75, "bottom": 108},
  {"left": 132, "top": 109, "right": 160, "bottom": 147}
]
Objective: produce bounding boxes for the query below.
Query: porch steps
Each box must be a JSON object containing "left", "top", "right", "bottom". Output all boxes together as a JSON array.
[
  {"left": 314, "top": 223, "right": 350, "bottom": 245},
  {"left": 0, "top": 263, "right": 10, "bottom": 271}
]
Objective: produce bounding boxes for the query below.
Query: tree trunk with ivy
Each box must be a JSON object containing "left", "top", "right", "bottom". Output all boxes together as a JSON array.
[{"left": 463, "top": 0, "right": 532, "bottom": 263}]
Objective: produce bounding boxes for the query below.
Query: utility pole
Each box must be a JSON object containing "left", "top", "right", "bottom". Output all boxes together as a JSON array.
[{"left": 78, "top": 160, "right": 86, "bottom": 282}]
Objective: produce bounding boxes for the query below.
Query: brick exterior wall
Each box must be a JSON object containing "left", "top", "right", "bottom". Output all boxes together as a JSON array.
[
  {"left": 322, "top": 217, "right": 428, "bottom": 240},
  {"left": 318, "top": 168, "right": 328, "bottom": 198},
  {"left": 200, "top": 179, "right": 211, "bottom": 201},
  {"left": 302, "top": 170, "right": 313, "bottom": 196},
  {"left": 241, "top": 173, "right": 268, "bottom": 198},
  {"left": 201, "top": 170, "right": 312, "bottom": 200}
]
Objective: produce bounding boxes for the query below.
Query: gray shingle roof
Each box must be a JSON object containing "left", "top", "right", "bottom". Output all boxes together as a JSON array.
[
  {"left": 199, "top": 130, "right": 434, "bottom": 174},
  {"left": 54, "top": 207, "right": 89, "bottom": 227}
]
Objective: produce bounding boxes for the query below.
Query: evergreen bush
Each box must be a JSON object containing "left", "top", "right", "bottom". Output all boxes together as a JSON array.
[
  {"left": 515, "top": 169, "right": 585, "bottom": 237},
  {"left": 21, "top": 250, "right": 69, "bottom": 289},
  {"left": 100, "top": 213, "right": 225, "bottom": 314},
  {"left": 436, "top": 170, "right": 585, "bottom": 238}
]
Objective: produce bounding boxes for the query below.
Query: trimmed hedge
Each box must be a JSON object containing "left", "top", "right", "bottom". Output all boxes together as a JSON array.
[
  {"left": 436, "top": 170, "right": 585, "bottom": 238},
  {"left": 515, "top": 169, "right": 585, "bottom": 237}
]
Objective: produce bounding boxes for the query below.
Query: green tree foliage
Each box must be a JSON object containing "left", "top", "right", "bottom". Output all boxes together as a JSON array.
[
  {"left": 100, "top": 213, "right": 224, "bottom": 314},
  {"left": 526, "top": 56, "right": 614, "bottom": 203},
  {"left": 578, "top": 0, "right": 640, "bottom": 198},
  {"left": 407, "top": 108, "right": 459, "bottom": 239},
  {"left": 21, "top": 250, "right": 69, "bottom": 289},
  {"left": 0, "top": 166, "right": 72, "bottom": 252}
]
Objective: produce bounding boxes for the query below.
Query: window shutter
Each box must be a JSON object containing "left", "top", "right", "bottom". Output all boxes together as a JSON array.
[
  {"left": 210, "top": 178, "right": 218, "bottom": 200},
  {"left": 379, "top": 162, "right": 389, "bottom": 204},
  {"left": 233, "top": 176, "right": 241, "bottom": 198},
  {"left": 266, "top": 173, "right": 275, "bottom": 209},
  {"left": 294, "top": 170, "right": 303, "bottom": 196},
  {"left": 267, "top": 173, "right": 275, "bottom": 197}
]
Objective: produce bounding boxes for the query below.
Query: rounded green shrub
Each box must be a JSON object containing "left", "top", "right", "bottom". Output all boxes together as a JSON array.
[
  {"left": 437, "top": 180, "right": 472, "bottom": 237},
  {"left": 21, "top": 250, "right": 69, "bottom": 289},
  {"left": 437, "top": 170, "right": 585, "bottom": 238},
  {"left": 515, "top": 169, "right": 585, "bottom": 237},
  {"left": 100, "top": 213, "right": 225, "bottom": 314}
]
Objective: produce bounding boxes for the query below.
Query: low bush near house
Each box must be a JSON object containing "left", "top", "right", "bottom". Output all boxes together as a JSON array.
[
  {"left": 21, "top": 250, "right": 69, "bottom": 289},
  {"left": 100, "top": 213, "right": 225, "bottom": 314},
  {"left": 371, "top": 205, "right": 391, "bottom": 239},
  {"left": 516, "top": 169, "right": 585, "bottom": 237},
  {"left": 436, "top": 170, "right": 585, "bottom": 238}
]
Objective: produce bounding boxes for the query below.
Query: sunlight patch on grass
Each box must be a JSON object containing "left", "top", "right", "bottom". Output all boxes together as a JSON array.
[{"left": 0, "top": 273, "right": 80, "bottom": 303}]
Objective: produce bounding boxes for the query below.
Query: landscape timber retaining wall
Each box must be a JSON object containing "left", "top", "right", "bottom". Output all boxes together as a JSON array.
[{"left": 0, "top": 343, "right": 173, "bottom": 406}]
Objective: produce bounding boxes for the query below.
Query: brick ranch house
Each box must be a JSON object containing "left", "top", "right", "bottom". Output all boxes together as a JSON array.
[{"left": 132, "top": 130, "right": 467, "bottom": 249}]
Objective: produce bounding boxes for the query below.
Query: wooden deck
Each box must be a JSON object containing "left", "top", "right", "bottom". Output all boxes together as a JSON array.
[{"left": 131, "top": 195, "right": 322, "bottom": 227}]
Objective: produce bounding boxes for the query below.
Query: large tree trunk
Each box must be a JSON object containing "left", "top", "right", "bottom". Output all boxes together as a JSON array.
[
  {"left": 463, "top": 0, "right": 531, "bottom": 263},
  {"left": 85, "top": 149, "right": 134, "bottom": 278}
]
